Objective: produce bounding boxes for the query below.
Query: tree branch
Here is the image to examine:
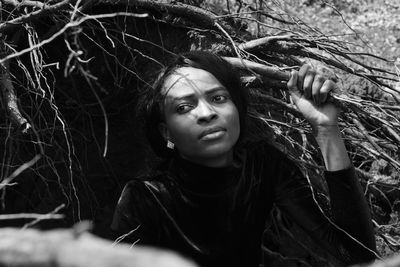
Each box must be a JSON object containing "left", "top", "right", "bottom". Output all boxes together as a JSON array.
[
  {"left": 2, "top": 0, "right": 50, "bottom": 9},
  {"left": 223, "top": 56, "right": 290, "bottom": 81},
  {"left": 0, "top": 58, "right": 31, "bottom": 133},
  {"left": 80, "top": 0, "right": 236, "bottom": 33}
]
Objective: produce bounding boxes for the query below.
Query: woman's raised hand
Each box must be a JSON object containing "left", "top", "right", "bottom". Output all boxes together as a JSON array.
[{"left": 287, "top": 64, "right": 339, "bottom": 128}]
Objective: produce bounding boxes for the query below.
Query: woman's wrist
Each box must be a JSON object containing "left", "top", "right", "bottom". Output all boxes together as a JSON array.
[
  {"left": 312, "top": 124, "right": 339, "bottom": 135},
  {"left": 313, "top": 125, "right": 352, "bottom": 171}
]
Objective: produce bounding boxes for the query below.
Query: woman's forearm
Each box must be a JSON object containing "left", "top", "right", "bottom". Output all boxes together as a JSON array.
[{"left": 314, "top": 125, "right": 351, "bottom": 171}]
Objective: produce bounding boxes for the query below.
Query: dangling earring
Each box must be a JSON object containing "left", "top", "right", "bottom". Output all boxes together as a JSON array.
[{"left": 167, "top": 140, "right": 175, "bottom": 149}]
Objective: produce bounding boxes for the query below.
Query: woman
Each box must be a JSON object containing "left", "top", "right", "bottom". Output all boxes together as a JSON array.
[{"left": 111, "top": 51, "right": 377, "bottom": 266}]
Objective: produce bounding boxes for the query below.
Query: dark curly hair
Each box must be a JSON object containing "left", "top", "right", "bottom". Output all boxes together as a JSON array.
[{"left": 140, "top": 51, "right": 248, "bottom": 158}]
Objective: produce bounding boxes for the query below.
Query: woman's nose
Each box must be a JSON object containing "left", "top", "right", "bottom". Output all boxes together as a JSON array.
[{"left": 197, "top": 101, "right": 218, "bottom": 123}]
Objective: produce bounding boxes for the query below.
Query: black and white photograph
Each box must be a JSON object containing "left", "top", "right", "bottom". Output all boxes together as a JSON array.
[{"left": 0, "top": 1, "right": 399, "bottom": 266}]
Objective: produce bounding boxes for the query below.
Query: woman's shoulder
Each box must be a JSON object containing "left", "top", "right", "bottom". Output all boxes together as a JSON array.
[
  {"left": 116, "top": 169, "right": 176, "bottom": 215},
  {"left": 123, "top": 168, "right": 173, "bottom": 195},
  {"left": 112, "top": 170, "right": 175, "bottom": 236}
]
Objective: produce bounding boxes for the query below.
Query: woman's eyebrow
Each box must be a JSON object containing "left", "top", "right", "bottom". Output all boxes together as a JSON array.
[
  {"left": 167, "top": 86, "right": 227, "bottom": 102},
  {"left": 204, "top": 86, "right": 228, "bottom": 96},
  {"left": 167, "top": 94, "right": 196, "bottom": 102}
]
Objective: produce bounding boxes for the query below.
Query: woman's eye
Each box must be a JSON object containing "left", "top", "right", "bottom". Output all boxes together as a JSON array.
[
  {"left": 176, "top": 104, "right": 192, "bottom": 114},
  {"left": 212, "top": 95, "right": 228, "bottom": 103}
]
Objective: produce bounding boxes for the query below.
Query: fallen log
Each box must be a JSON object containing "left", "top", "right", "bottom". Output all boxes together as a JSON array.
[
  {"left": 355, "top": 254, "right": 400, "bottom": 267},
  {"left": 0, "top": 226, "right": 198, "bottom": 267}
]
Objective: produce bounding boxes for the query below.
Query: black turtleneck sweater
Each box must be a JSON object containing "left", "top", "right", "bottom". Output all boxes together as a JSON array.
[{"left": 111, "top": 141, "right": 376, "bottom": 266}]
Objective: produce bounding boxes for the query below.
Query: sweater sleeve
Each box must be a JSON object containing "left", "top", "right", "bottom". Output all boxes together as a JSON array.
[{"left": 272, "top": 153, "right": 377, "bottom": 265}]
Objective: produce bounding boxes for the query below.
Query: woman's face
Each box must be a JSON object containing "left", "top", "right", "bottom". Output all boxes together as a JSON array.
[{"left": 160, "top": 67, "right": 240, "bottom": 167}]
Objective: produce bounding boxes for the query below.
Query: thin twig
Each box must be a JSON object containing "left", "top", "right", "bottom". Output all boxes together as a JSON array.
[
  {"left": 23, "top": 204, "right": 66, "bottom": 228},
  {"left": 0, "top": 155, "right": 41, "bottom": 190},
  {"left": 215, "top": 22, "right": 241, "bottom": 58},
  {"left": 0, "top": 213, "right": 64, "bottom": 220}
]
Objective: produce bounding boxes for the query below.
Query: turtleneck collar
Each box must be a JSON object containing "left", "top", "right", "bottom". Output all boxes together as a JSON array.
[{"left": 168, "top": 148, "right": 245, "bottom": 195}]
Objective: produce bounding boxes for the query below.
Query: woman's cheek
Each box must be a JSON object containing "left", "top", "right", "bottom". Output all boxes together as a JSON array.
[{"left": 169, "top": 117, "right": 197, "bottom": 143}]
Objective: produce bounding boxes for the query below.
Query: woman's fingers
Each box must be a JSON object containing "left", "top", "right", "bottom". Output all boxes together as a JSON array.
[
  {"left": 287, "top": 65, "right": 339, "bottom": 127},
  {"left": 291, "top": 64, "right": 336, "bottom": 105},
  {"left": 319, "top": 79, "right": 335, "bottom": 103},
  {"left": 303, "top": 69, "right": 316, "bottom": 99},
  {"left": 297, "top": 64, "right": 311, "bottom": 95},
  {"left": 288, "top": 64, "right": 336, "bottom": 106},
  {"left": 312, "top": 74, "right": 325, "bottom": 105}
]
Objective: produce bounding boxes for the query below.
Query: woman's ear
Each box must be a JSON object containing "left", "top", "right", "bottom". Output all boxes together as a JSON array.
[{"left": 158, "top": 123, "right": 170, "bottom": 141}]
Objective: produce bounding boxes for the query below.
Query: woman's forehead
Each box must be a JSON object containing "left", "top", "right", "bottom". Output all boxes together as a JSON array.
[{"left": 162, "top": 67, "right": 223, "bottom": 97}]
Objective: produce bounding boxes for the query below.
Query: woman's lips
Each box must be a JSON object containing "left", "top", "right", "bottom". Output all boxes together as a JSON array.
[
  {"left": 199, "top": 127, "right": 226, "bottom": 141},
  {"left": 201, "top": 130, "right": 225, "bottom": 141}
]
